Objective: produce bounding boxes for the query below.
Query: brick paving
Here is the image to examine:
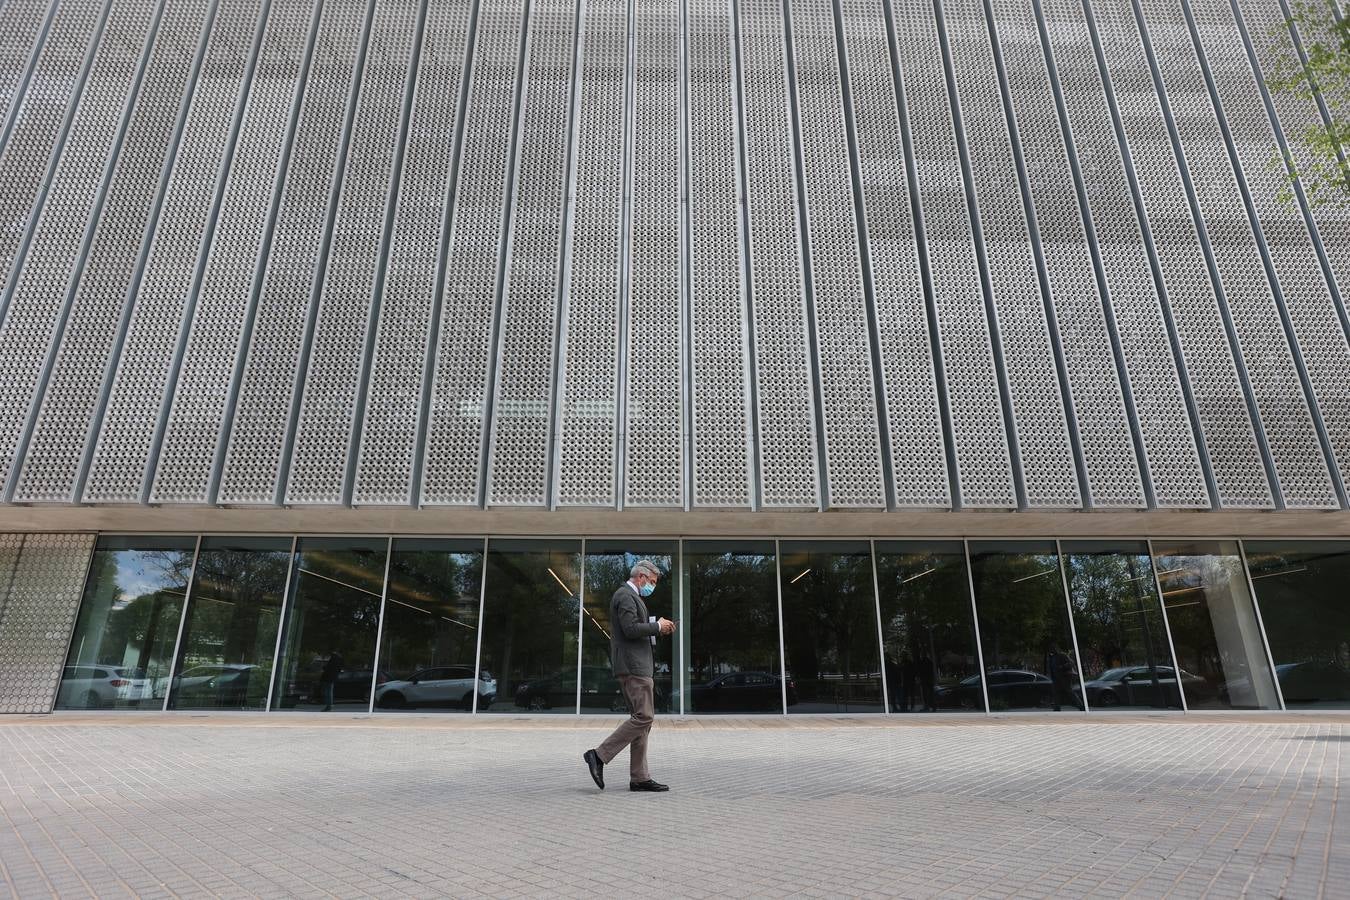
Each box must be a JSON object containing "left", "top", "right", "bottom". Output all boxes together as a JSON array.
[{"left": 0, "top": 713, "right": 1345, "bottom": 898}]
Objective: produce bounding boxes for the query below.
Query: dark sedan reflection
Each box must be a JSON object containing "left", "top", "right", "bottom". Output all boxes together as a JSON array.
[
  {"left": 935, "top": 669, "right": 1053, "bottom": 710},
  {"left": 1275, "top": 662, "right": 1350, "bottom": 704},
  {"left": 1076, "top": 665, "right": 1202, "bottom": 708},
  {"left": 690, "top": 672, "right": 797, "bottom": 712},
  {"left": 514, "top": 666, "right": 672, "bottom": 713}
]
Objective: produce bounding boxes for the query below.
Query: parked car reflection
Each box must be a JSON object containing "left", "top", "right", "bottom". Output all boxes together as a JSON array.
[
  {"left": 375, "top": 666, "right": 496, "bottom": 710},
  {"left": 1075, "top": 665, "right": 1200, "bottom": 708},
  {"left": 935, "top": 669, "right": 1052, "bottom": 710},
  {"left": 1275, "top": 661, "right": 1350, "bottom": 704},
  {"left": 57, "top": 665, "right": 154, "bottom": 708},
  {"left": 515, "top": 666, "right": 671, "bottom": 712},
  {"left": 689, "top": 671, "right": 797, "bottom": 712},
  {"left": 165, "top": 664, "right": 258, "bottom": 707}
]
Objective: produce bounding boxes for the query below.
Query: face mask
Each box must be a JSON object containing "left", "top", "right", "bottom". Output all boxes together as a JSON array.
[{"left": 640, "top": 582, "right": 655, "bottom": 598}]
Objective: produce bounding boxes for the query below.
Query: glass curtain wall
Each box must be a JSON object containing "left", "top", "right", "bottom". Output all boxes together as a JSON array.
[
  {"left": 168, "top": 537, "right": 290, "bottom": 710},
  {"left": 1245, "top": 541, "right": 1350, "bottom": 708},
  {"left": 1151, "top": 540, "right": 1279, "bottom": 710},
  {"left": 779, "top": 541, "right": 883, "bottom": 713},
  {"left": 374, "top": 539, "right": 486, "bottom": 713},
  {"left": 969, "top": 541, "right": 1081, "bottom": 712},
  {"left": 59, "top": 536, "right": 197, "bottom": 710},
  {"left": 682, "top": 541, "right": 783, "bottom": 713},
  {"left": 1061, "top": 541, "right": 1180, "bottom": 710},
  {"left": 478, "top": 540, "right": 581, "bottom": 713},
  {"left": 271, "top": 538, "right": 388, "bottom": 712},
  {"left": 581, "top": 541, "right": 677, "bottom": 714},
  {"left": 874, "top": 541, "right": 982, "bottom": 713}
]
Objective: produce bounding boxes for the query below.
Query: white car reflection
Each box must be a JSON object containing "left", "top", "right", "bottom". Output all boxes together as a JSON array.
[{"left": 375, "top": 666, "right": 497, "bottom": 710}]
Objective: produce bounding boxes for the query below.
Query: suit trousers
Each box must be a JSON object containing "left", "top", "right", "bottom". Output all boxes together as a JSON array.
[{"left": 596, "top": 674, "right": 654, "bottom": 782}]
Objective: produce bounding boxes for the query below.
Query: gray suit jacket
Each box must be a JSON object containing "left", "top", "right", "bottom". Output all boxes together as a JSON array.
[{"left": 609, "top": 583, "right": 660, "bottom": 677}]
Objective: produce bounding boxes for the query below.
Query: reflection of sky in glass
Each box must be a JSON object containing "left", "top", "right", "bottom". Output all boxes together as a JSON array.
[{"left": 111, "top": 551, "right": 183, "bottom": 607}]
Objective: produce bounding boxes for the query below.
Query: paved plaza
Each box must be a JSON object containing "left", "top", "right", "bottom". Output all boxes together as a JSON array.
[{"left": 0, "top": 714, "right": 1345, "bottom": 898}]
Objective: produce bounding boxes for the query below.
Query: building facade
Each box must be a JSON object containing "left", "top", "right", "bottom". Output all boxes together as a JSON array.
[{"left": 0, "top": 0, "right": 1346, "bottom": 716}]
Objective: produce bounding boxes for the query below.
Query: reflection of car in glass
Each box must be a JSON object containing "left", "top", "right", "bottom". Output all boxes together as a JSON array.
[
  {"left": 58, "top": 665, "right": 154, "bottom": 708},
  {"left": 935, "top": 670, "right": 1053, "bottom": 709},
  {"left": 279, "top": 665, "right": 390, "bottom": 707},
  {"left": 167, "top": 664, "right": 257, "bottom": 706},
  {"left": 375, "top": 666, "right": 497, "bottom": 710},
  {"left": 515, "top": 666, "right": 672, "bottom": 712},
  {"left": 1272, "top": 662, "right": 1350, "bottom": 704},
  {"left": 1076, "top": 665, "right": 1200, "bottom": 707},
  {"left": 689, "top": 671, "right": 796, "bottom": 712}
]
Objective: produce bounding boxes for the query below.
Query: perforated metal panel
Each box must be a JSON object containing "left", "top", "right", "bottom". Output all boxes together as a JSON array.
[
  {"left": 420, "top": 0, "right": 528, "bottom": 506},
  {"left": 622, "top": 0, "right": 684, "bottom": 508},
  {"left": 0, "top": 532, "right": 95, "bottom": 715},
  {"left": 786, "top": 0, "right": 883, "bottom": 508},
  {"left": 286, "top": 0, "right": 422, "bottom": 506},
  {"left": 14, "top": 0, "right": 215, "bottom": 504},
  {"left": 737, "top": 0, "right": 820, "bottom": 509},
  {"left": 1231, "top": 0, "right": 1350, "bottom": 496},
  {"left": 837, "top": 0, "right": 948, "bottom": 508},
  {"left": 150, "top": 0, "right": 319, "bottom": 505},
  {"left": 1133, "top": 0, "right": 1335, "bottom": 508},
  {"left": 941, "top": 0, "right": 1080, "bottom": 508},
  {"left": 1239, "top": 0, "right": 1350, "bottom": 316},
  {"left": 555, "top": 0, "right": 625, "bottom": 507},
  {"left": 0, "top": 1, "right": 158, "bottom": 495},
  {"left": 0, "top": 0, "right": 58, "bottom": 141},
  {"left": 1090, "top": 0, "right": 1272, "bottom": 508},
  {"left": 890, "top": 0, "right": 1014, "bottom": 508},
  {"left": 219, "top": 0, "right": 371, "bottom": 505},
  {"left": 1036, "top": 0, "right": 1208, "bottom": 509},
  {"left": 687, "top": 0, "right": 754, "bottom": 508},
  {"left": 986, "top": 0, "right": 1144, "bottom": 508},
  {"left": 1216, "top": 0, "right": 1350, "bottom": 498},
  {"left": 484, "top": 0, "right": 577, "bottom": 507},
  {"left": 0, "top": 0, "right": 1336, "bottom": 515},
  {"left": 354, "top": 0, "right": 474, "bottom": 506},
  {"left": 83, "top": 0, "right": 267, "bottom": 504},
  {"left": 0, "top": 0, "right": 106, "bottom": 305}
]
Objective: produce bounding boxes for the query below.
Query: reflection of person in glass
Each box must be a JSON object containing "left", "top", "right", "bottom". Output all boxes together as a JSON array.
[
  {"left": 584, "top": 561, "right": 676, "bottom": 792},
  {"left": 319, "top": 650, "right": 343, "bottom": 712},
  {"left": 1045, "top": 647, "right": 1081, "bottom": 712}
]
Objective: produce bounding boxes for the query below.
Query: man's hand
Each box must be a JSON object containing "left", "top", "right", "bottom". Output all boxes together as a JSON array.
[{"left": 658, "top": 617, "right": 676, "bottom": 635}]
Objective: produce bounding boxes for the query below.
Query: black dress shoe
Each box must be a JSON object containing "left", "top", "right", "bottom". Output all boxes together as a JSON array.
[
  {"left": 629, "top": 779, "right": 669, "bottom": 792},
  {"left": 583, "top": 749, "right": 604, "bottom": 789}
]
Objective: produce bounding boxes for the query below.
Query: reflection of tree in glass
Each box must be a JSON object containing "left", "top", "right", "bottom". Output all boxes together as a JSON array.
[
  {"left": 382, "top": 549, "right": 481, "bottom": 678},
  {"left": 183, "top": 549, "right": 288, "bottom": 685},
  {"left": 876, "top": 549, "right": 980, "bottom": 694},
  {"left": 781, "top": 549, "right": 877, "bottom": 707},
  {"left": 971, "top": 551, "right": 1064, "bottom": 673},
  {"left": 1065, "top": 552, "right": 1167, "bottom": 680},
  {"left": 687, "top": 550, "right": 778, "bottom": 684},
  {"left": 95, "top": 549, "right": 193, "bottom": 682},
  {"left": 480, "top": 547, "right": 580, "bottom": 705}
]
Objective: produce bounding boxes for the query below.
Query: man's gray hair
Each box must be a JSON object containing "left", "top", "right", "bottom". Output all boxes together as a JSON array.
[{"left": 630, "top": 559, "right": 661, "bottom": 580}]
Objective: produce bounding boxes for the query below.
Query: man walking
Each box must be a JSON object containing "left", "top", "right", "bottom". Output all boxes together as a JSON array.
[{"left": 583, "top": 560, "right": 675, "bottom": 792}]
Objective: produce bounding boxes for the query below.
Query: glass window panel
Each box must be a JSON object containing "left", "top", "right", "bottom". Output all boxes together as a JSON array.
[
  {"left": 169, "top": 537, "right": 289, "bottom": 711},
  {"left": 875, "top": 541, "right": 982, "bottom": 713},
  {"left": 1152, "top": 540, "right": 1279, "bottom": 710},
  {"left": 780, "top": 541, "right": 883, "bottom": 713},
  {"left": 59, "top": 536, "right": 197, "bottom": 710},
  {"left": 1061, "top": 541, "right": 1181, "bottom": 710},
  {"left": 969, "top": 541, "right": 1080, "bottom": 712},
  {"left": 581, "top": 541, "right": 677, "bottom": 714},
  {"left": 1245, "top": 541, "right": 1350, "bottom": 708},
  {"left": 681, "top": 540, "right": 782, "bottom": 714},
  {"left": 271, "top": 538, "right": 387, "bottom": 712},
  {"left": 375, "top": 539, "right": 485, "bottom": 713},
  {"left": 479, "top": 540, "right": 581, "bottom": 713}
]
